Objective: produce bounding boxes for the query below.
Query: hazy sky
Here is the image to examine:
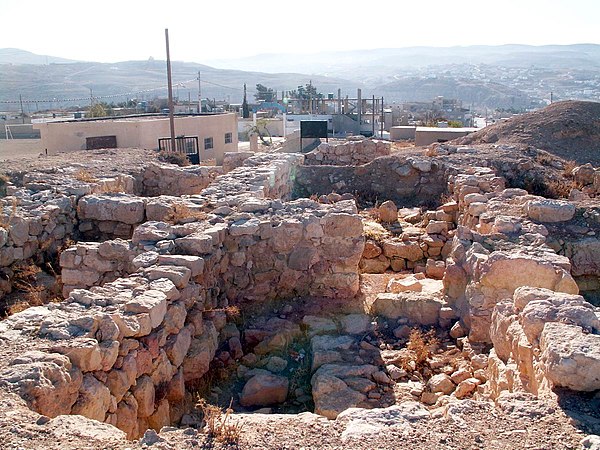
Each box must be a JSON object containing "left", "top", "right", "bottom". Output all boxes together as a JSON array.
[{"left": 1, "top": 0, "right": 599, "bottom": 63}]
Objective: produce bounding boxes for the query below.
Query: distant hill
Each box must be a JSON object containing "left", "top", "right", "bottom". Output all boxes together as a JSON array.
[
  {"left": 376, "top": 76, "right": 535, "bottom": 108},
  {"left": 204, "top": 44, "right": 600, "bottom": 77},
  {"left": 0, "top": 48, "right": 78, "bottom": 65},
  {"left": 456, "top": 100, "right": 600, "bottom": 165},
  {"left": 0, "top": 58, "right": 361, "bottom": 108}
]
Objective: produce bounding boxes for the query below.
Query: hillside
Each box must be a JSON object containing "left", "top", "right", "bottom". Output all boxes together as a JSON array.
[
  {"left": 456, "top": 100, "right": 600, "bottom": 164},
  {"left": 376, "top": 76, "right": 535, "bottom": 108},
  {"left": 0, "top": 58, "right": 361, "bottom": 109},
  {"left": 0, "top": 48, "right": 77, "bottom": 65}
]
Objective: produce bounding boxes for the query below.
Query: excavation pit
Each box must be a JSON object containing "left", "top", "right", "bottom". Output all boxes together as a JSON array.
[{"left": 1, "top": 140, "right": 600, "bottom": 447}]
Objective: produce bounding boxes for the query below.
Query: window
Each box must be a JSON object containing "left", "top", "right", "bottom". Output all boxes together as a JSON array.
[
  {"left": 224, "top": 132, "right": 232, "bottom": 144},
  {"left": 204, "top": 137, "right": 213, "bottom": 150}
]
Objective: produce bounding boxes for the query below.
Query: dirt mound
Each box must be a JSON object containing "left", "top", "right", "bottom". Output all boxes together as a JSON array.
[{"left": 456, "top": 100, "right": 600, "bottom": 165}]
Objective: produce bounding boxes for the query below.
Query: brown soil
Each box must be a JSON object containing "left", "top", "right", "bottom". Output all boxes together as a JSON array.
[{"left": 455, "top": 100, "right": 600, "bottom": 165}]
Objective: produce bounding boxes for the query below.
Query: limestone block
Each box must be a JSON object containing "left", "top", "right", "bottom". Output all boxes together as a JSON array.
[
  {"left": 162, "top": 301, "right": 187, "bottom": 335},
  {"left": 378, "top": 200, "right": 398, "bottom": 223},
  {"left": 425, "top": 220, "right": 449, "bottom": 235},
  {"left": 78, "top": 194, "right": 145, "bottom": 224},
  {"left": 132, "top": 375, "right": 155, "bottom": 418},
  {"left": 323, "top": 213, "right": 363, "bottom": 238},
  {"left": 71, "top": 373, "right": 112, "bottom": 421},
  {"left": 61, "top": 269, "right": 100, "bottom": 287},
  {"left": 382, "top": 240, "right": 423, "bottom": 261},
  {"left": 362, "top": 240, "right": 383, "bottom": 259},
  {"left": 454, "top": 378, "right": 479, "bottom": 399},
  {"left": 116, "top": 392, "right": 139, "bottom": 440},
  {"left": 132, "top": 221, "right": 174, "bottom": 244},
  {"left": 540, "top": 322, "right": 600, "bottom": 391},
  {"left": 145, "top": 265, "right": 191, "bottom": 289},
  {"left": 148, "top": 398, "right": 170, "bottom": 433},
  {"left": 371, "top": 292, "right": 443, "bottom": 325},
  {"left": 479, "top": 252, "right": 578, "bottom": 295},
  {"left": 158, "top": 254, "right": 205, "bottom": 277},
  {"left": 182, "top": 321, "right": 218, "bottom": 382},
  {"left": 520, "top": 292, "right": 600, "bottom": 344},
  {"left": 360, "top": 255, "right": 390, "bottom": 273},
  {"left": 165, "top": 325, "right": 193, "bottom": 367},
  {"left": 124, "top": 290, "right": 168, "bottom": 328},
  {"left": 51, "top": 338, "right": 103, "bottom": 372},
  {"left": 525, "top": 199, "right": 575, "bottom": 223},
  {"left": 302, "top": 315, "right": 337, "bottom": 337},
  {"left": 0, "top": 351, "right": 82, "bottom": 417},
  {"left": 427, "top": 373, "right": 455, "bottom": 394},
  {"left": 240, "top": 373, "right": 289, "bottom": 407},
  {"left": 340, "top": 314, "right": 372, "bottom": 335}
]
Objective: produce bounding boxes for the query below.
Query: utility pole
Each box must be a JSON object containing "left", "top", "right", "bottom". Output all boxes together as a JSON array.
[
  {"left": 372, "top": 95, "right": 376, "bottom": 137},
  {"left": 165, "top": 28, "right": 176, "bottom": 152},
  {"left": 197, "top": 71, "right": 201, "bottom": 113},
  {"left": 381, "top": 96, "right": 384, "bottom": 137},
  {"left": 89, "top": 88, "right": 93, "bottom": 109},
  {"left": 19, "top": 94, "right": 25, "bottom": 123}
]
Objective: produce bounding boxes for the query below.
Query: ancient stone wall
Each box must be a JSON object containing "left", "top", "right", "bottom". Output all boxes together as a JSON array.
[
  {"left": 295, "top": 154, "right": 447, "bottom": 207},
  {"left": 0, "top": 151, "right": 365, "bottom": 439},
  {"left": 141, "top": 163, "right": 223, "bottom": 197},
  {"left": 304, "top": 139, "right": 391, "bottom": 166}
]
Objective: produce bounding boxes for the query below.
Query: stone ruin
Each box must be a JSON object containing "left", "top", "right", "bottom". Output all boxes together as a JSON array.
[{"left": 0, "top": 139, "right": 599, "bottom": 445}]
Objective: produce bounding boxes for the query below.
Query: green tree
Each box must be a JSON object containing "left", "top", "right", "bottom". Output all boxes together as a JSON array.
[
  {"left": 254, "top": 84, "right": 275, "bottom": 102},
  {"left": 87, "top": 103, "right": 107, "bottom": 118}
]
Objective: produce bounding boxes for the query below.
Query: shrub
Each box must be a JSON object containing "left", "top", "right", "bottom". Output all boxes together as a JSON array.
[
  {"left": 158, "top": 150, "right": 190, "bottom": 167},
  {"left": 197, "top": 399, "right": 243, "bottom": 444}
]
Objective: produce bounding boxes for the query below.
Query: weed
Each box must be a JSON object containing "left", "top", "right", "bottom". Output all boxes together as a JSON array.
[
  {"left": 197, "top": 398, "right": 243, "bottom": 445},
  {"left": 74, "top": 169, "right": 98, "bottom": 183},
  {"left": 100, "top": 175, "right": 129, "bottom": 193},
  {"left": 534, "top": 152, "right": 554, "bottom": 166},
  {"left": 563, "top": 159, "right": 578, "bottom": 176},
  {"left": 158, "top": 150, "right": 190, "bottom": 167},
  {"left": 363, "top": 219, "right": 391, "bottom": 243},
  {"left": 396, "top": 328, "right": 441, "bottom": 371}
]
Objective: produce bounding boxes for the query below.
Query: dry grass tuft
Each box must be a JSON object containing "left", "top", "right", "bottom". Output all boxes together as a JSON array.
[
  {"left": 197, "top": 399, "right": 243, "bottom": 445},
  {"left": 74, "top": 169, "right": 98, "bottom": 183},
  {"left": 158, "top": 150, "right": 190, "bottom": 167},
  {"left": 563, "top": 159, "right": 578, "bottom": 176},
  {"left": 396, "top": 328, "right": 441, "bottom": 372},
  {"left": 363, "top": 219, "right": 391, "bottom": 243}
]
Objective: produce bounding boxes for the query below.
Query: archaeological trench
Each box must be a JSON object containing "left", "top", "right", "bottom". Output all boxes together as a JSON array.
[{"left": 0, "top": 139, "right": 599, "bottom": 447}]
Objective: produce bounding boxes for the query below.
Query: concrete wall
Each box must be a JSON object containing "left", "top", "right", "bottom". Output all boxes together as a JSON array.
[
  {"left": 415, "top": 127, "right": 477, "bottom": 146},
  {"left": 34, "top": 114, "right": 238, "bottom": 164},
  {"left": 390, "top": 126, "right": 416, "bottom": 141}
]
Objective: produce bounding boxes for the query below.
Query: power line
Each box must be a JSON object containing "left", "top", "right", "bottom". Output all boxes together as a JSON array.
[{"left": 0, "top": 78, "right": 255, "bottom": 104}]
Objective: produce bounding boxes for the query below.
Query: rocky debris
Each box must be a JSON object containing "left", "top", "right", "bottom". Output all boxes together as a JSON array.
[{"left": 337, "top": 402, "right": 430, "bottom": 441}]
